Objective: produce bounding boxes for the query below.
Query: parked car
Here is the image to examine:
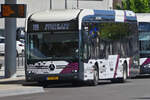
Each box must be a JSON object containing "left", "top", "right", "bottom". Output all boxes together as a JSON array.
[
  {"left": 0, "top": 36, "right": 24, "bottom": 56},
  {"left": 16, "top": 40, "right": 24, "bottom": 56}
]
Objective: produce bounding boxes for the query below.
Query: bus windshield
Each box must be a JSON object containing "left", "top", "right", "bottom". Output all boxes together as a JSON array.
[{"left": 27, "top": 31, "right": 79, "bottom": 60}]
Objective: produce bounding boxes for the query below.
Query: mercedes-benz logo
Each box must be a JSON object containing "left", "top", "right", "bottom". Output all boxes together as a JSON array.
[{"left": 49, "top": 64, "right": 55, "bottom": 71}]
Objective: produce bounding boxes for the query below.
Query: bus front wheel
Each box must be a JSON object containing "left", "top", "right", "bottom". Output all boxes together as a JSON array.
[{"left": 88, "top": 67, "right": 99, "bottom": 86}]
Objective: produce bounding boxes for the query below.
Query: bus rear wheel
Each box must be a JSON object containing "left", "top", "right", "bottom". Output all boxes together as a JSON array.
[
  {"left": 111, "top": 63, "right": 127, "bottom": 83},
  {"left": 119, "top": 63, "right": 127, "bottom": 83}
]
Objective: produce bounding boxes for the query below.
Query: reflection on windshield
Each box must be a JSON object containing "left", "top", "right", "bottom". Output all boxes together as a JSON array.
[
  {"left": 27, "top": 31, "right": 79, "bottom": 60},
  {"left": 139, "top": 32, "right": 150, "bottom": 57}
]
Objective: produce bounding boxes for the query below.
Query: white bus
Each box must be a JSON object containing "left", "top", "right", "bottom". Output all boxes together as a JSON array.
[
  {"left": 25, "top": 9, "right": 139, "bottom": 86},
  {"left": 137, "top": 13, "right": 150, "bottom": 74}
]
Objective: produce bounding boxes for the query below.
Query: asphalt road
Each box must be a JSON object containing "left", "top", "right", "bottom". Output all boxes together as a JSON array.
[{"left": 1, "top": 77, "right": 150, "bottom": 100}]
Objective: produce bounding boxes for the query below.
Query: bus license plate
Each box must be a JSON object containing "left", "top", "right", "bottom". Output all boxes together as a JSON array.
[{"left": 47, "top": 76, "right": 59, "bottom": 80}]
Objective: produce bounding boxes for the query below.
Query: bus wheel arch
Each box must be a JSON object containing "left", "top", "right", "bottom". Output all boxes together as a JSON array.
[{"left": 95, "top": 62, "right": 99, "bottom": 81}]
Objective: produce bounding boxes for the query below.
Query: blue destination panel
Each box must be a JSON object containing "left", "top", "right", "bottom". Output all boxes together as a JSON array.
[
  {"left": 82, "top": 10, "right": 115, "bottom": 22},
  {"left": 94, "top": 10, "right": 115, "bottom": 16}
]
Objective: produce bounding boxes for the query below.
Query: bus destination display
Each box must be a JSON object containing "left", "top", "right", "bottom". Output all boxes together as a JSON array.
[{"left": 28, "top": 21, "right": 78, "bottom": 32}]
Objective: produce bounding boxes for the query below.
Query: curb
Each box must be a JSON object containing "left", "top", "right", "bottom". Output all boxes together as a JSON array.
[
  {"left": 0, "top": 77, "right": 44, "bottom": 98},
  {"left": 0, "top": 86, "right": 44, "bottom": 98}
]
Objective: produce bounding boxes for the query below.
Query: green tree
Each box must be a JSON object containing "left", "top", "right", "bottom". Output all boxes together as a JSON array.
[{"left": 118, "top": 0, "right": 150, "bottom": 13}]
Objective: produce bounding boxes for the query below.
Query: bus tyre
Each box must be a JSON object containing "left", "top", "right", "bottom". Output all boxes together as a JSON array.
[
  {"left": 111, "top": 63, "right": 127, "bottom": 83},
  {"left": 72, "top": 81, "right": 83, "bottom": 87},
  {"left": 122, "top": 63, "right": 127, "bottom": 82},
  {"left": 42, "top": 82, "right": 48, "bottom": 88},
  {"left": 38, "top": 81, "right": 48, "bottom": 88},
  {"left": 89, "top": 67, "right": 99, "bottom": 86}
]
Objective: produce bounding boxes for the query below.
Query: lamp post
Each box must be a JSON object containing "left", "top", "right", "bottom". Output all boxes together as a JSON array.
[
  {"left": 5, "top": 0, "right": 17, "bottom": 78},
  {"left": 65, "top": 0, "right": 67, "bottom": 9},
  {"left": 50, "top": 0, "right": 52, "bottom": 9},
  {"left": 77, "top": 0, "right": 79, "bottom": 9}
]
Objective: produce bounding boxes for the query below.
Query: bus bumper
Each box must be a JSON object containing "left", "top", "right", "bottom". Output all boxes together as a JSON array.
[{"left": 25, "top": 73, "right": 80, "bottom": 82}]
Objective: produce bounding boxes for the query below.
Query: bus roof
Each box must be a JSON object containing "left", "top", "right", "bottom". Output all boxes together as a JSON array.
[
  {"left": 29, "top": 9, "right": 137, "bottom": 22},
  {"left": 30, "top": 9, "right": 81, "bottom": 22},
  {"left": 136, "top": 13, "right": 150, "bottom": 22}
]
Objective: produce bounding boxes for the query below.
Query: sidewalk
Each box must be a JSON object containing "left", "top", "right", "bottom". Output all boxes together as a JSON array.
[
  {"left": 0, "top": 68, "right": 44, "bottom": 98},
  {"left": 0, "top": 67, "right": 25, "bottom": 78}
]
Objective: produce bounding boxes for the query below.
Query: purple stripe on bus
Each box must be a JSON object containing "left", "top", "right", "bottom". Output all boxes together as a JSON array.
[
  {"left": 60, "top": 62, "right": 79, "bottom": 74},
  {"left": 113, "top": 55, "right": 120, "bottom": 78},
  {"left": 141, "top": 58, "right": 150, "bottom": 67}
]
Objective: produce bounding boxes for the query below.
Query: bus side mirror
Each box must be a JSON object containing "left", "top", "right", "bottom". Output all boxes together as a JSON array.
[{"left": 80, "top": 54, "right": 90, "bottom": 63}]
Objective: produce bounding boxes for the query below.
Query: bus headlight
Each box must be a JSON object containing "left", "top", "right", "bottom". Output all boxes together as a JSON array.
[
  {"left": 72, "top": 69, "right": 78, "bottom": 73},
  {"left": 144, "top": 65, "right": 150, "bottom": 68},
  {"left": 28, "top": 71, "right": 31, "bottom": 73}
]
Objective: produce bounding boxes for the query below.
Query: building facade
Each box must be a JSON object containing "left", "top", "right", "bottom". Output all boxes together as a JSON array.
[
  {"left": 0, "top": 0, "right": 114, "bottom": 35},
  {"left": 113, "top": 0, "right": 122, "bottom": 9}
]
